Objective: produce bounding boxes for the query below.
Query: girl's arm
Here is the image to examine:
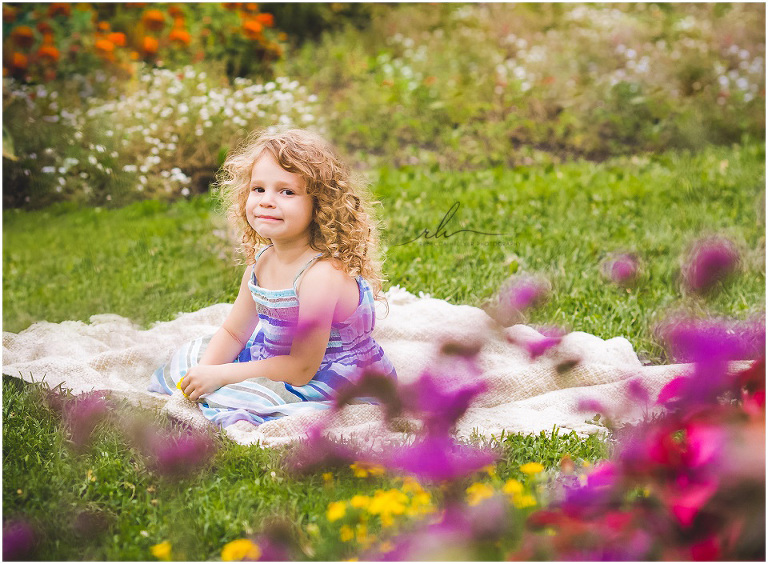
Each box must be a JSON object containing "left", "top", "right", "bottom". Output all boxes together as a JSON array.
[
  {"left": 180, "top": 261, "right": 346, "bottom": 401},
  {"left": 198, "top": 265, "right": 260, "bottom": 366}
]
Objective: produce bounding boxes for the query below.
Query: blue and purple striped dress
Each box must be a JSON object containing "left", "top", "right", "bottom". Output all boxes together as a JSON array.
[{"left": 148, "top": 245, "right": 397, "bottom": 428}]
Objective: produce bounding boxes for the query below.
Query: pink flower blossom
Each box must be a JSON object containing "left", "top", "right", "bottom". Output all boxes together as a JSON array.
[
  {"left": 682, "top": 236, "right": 740, "bottom": 295},
  {"left": 602, "top": 253, "right": 640, "bottom": 287}
]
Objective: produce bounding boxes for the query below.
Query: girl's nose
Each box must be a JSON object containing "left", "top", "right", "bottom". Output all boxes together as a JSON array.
[{"left": 259, "top": 189, "right": 276, "bottom": 206}]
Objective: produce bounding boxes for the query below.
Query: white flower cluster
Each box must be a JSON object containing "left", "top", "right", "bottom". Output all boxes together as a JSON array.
[{"left": 5, "top": 65, "right": 322, "bottom": 200}]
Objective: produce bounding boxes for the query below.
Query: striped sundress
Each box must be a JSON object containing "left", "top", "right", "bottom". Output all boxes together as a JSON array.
[{"left": 148, "top": 245, "right": 397, "bottom": 428}]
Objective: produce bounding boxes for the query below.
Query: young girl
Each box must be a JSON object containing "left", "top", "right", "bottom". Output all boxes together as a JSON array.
[{"left": 148, "top": 128, "right": 397, "bottom": 428}]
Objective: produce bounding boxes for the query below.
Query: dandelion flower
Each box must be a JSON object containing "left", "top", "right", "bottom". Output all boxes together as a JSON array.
[
  {"left": 520, "top": 462, "right": 545, "bottom": 475},
  {"left": 339, "top": 525, "right": 354, "bottom": 542},
  {"left": 466, "top": 482, "right": 495, "bottom": 506},
  {"left": 512, "top": 494, "right": 537, "bottom": 509},
  {"left": 150, "top": 541, "right": 172, "bottom": 561},
  {"left": 327, "top": 501, "right": 347, "bottom": 522},
  {"left": 502, "top": 479, "right": 524, "bottom": 495},
  {"left": 350, "top": 495, "right": 371, "bottom": 509},
  {"left": 221, "top": 538, "right": 261, "bottom": 561}
]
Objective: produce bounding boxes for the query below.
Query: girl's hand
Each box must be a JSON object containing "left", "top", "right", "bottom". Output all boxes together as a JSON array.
[{"left": 178, "top": 365, "right": 229, "bottom": 402}]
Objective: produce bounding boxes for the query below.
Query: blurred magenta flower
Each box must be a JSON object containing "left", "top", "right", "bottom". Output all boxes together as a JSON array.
[
  {"left": 503, "top": 274, "right": 550, "bottom": 311},
  {"left": 602, "top": 253, "right": 640, "bottom": 287},
  {"left": 400, "top": 372, "right": 487, "bottom": 435},
  {"left": 283, "top": 422, "right": 357, "bottom": 475},
  {"left": 682, "top": 236, "right": 740, "bottom": 295},
  {"left": 64, "top": 391, "right": 111, "bottom": 450},
  {"left": 384, "top": 433, "right": 496, "bottom": 483},
  {"left": 3, "top": 519, "right": 36, "bottom": 560},
  {"left": 145, "top": 427, "right": 217, "bottom": 478}
]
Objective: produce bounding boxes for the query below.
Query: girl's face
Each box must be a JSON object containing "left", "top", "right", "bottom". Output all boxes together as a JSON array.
[{"left": 246, "top": 151, "right": 314, "bottom": 244}]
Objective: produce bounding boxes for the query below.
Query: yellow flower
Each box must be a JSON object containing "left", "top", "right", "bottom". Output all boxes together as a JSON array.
[
  {"left": 369, "top": 489, "right": 408, "bottom": 517},
  {"left": 502, "top": 479, "right": 523, "bottom": 495},
  {"left": 350, "top": 495, "right": 371, "bottom": 509},
  {"left": 520, "top": 462, "right": 545, "bottom": 475},
  {"left": 466, "top": 482, "right": 495, "bottom": 506},
  {"left": 221, "top": 539, "right": 261, "bottom": 561},
  {"left": 512, "top": 494, "right": 537, "bottom": 509},
  {"left": 339, "top": 525, "right": 354, "bottom": 542},
  {"left": 350, "top": 461, "right": 386, "bottom": 478},
  {"left": 150, "top": 541, "right": 172, "bottom": 561},
  {"left": 327, "top": 501, "right": 347, "bottom": 522},
  {"left": 355, "top": 522, "right": 369, "bottom": 545},
  {"left": 322, "top": 472, "right": 333, "bottom": 483},
  {"left": 481, "top": 464, "right": 497, "bottom": 478},
  {"left": 400, "top": 476, "right": 424, "bottom": 495},
  {"left": 380, "top": 513, "right": 394, "bottom": 528}
]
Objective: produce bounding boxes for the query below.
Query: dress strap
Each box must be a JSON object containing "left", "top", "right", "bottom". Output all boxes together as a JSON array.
[
  {"left": 254, "top": 244, "right": 274, "bottom": 263},
  {"left": 251, "top": 244, "right": 273, "bottom": 283},
  {"left": 292, "top": 253, "right": 324, "bottom": 292}
]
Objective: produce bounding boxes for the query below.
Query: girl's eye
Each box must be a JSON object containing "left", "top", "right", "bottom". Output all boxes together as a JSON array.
[
  {"left": 282, "top": 189, "right": 295, "bottom": 196},
  {"left": 251, "top": 186, "right": 264, "bottom": 192}
]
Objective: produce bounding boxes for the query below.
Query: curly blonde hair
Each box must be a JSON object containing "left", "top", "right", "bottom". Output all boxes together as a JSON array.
[{"left": 216, "top": 127, "right": 385, "bottom": 298}]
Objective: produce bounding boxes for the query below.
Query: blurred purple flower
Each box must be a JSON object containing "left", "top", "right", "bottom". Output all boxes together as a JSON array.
[
  {"left": 626, "top": 378, "right": 650, "bottom": 405},
  {"left": 3, "top": 520, "right": 36, "bottom": 560},
  {"left": 283, "top": 422, "right": 358, "bottom": 475},
  {"left": 682, "top": 236, "right": 740, "bottom": 295},
  {"left": 602, "top": 253, "right": 640, "bottom": 287},
  {"left": 656, "top": 316, "right": 761, "bottom": 408},
  {"left": 334, "top": 370, "right": 403, "bottom": 421},
  {"left": 146, "top": 428, "right": 217, "bottom": 478},
  {"left": 503, "top": 275, "right": 550, "bottom": 311},
  {"left": 400, "top": 372, "right": 487, "bottom": 435},
  {"left": 64, "top": 392, "right": 111, "bottom": 450},
  {"left": 560, "top": 461, "right": 620, "bottom": 519},
  {"left": 384, "top": 433, "right": 496, "bottom": 483}
]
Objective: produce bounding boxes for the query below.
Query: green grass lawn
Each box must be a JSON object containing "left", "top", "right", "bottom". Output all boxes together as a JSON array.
[{"left": 2, "top": 142, "right": 764, "bottom": 560}]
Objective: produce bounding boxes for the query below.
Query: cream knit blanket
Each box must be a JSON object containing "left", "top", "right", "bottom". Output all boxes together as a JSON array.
[{"left": 3, "top": 287, "right": 693, "bottom": 447}]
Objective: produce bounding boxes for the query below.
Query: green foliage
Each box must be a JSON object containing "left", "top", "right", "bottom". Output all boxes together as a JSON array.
[
  {"left": 4, "top": 144, "right": 764, "bottom": 362},
  {"left": 2, "top": 195, "right": 241, "bottom": 333},
  {"left": 279, "top": 3, "right": 765, "bottom": 168},
  {"left": 2, "top": 375, "right": 607, "bottom": 561}
]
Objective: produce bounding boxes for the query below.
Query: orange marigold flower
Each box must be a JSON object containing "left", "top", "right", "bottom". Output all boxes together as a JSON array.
[
  {"left": 11, "top": 26, "right": 36, "bottom": 49},
  {"left": 12, "top": 52, "right": 29, "bottom": 69},
  {"left": 168, "top": 4, "right": 184, "bottom": 18},
  {"left": 3, "top": 5, "right": 16, "bottom": 23},
  {"left": 243, "top": 3, "right": 259, "bottom": 13},
  {"left": 141, "top": 9, "right": 165, "bottom": 31},
  {"left": 129, "top": 50, "right": 140, "bottom": 60},
  {"left": 47, "top": 3, "right": 72, "bottom": 18},
  {"left": 97, "top": 20, "right": 110, "bottom": 31},
  {"left": 141, "top": 35, "right": 159, "bottom": 54},
  {"left": 37, "top": 44, "right": 60, "bottom": 62},
  {"left": 173, "top": 17, "right": 185, "bottom": 28},
  {"left": 169, "top": 28, "right": 190, "bottom": 46},
  {"left": 42, "top": 33, "right": 56, "bottom": 45},
  {"left": 36, "top": 21, "right": 53, "bottom": 34},
  {"left": 255, "top": 12, "right": 274, "bottom": 27},
  {"left": 95, "top": 39, "right": 115, "bottom": 54},
  {"left": 108, "top": 32, "right": 126, "bottom": 47},
  {"left": 242, "top": 19, "right": 262, "bottom": 39}
]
